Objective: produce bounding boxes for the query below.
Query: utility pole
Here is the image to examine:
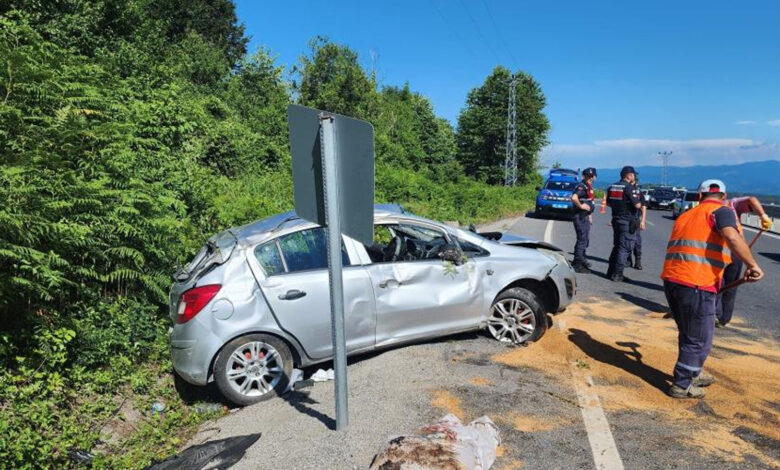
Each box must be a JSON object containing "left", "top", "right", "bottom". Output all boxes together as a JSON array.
[
  {"left": 657, "top": 151, "right": 672, "bottom": 186},
  {"left": 504, "top": 75, "right": 518, "bottom": 187}
]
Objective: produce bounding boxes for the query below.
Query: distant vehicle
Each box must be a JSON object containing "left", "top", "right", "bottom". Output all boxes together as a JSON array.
[
  {"left": 639, "top": 189, "right": 651, "bottom": 203},
  {"left": 169, "top": 205, "right": 576, "bottom": 405},
  {"left": 671, "top": 191, "right": 700, "bottom": 219},
  {"left": 535, "top": 169, "right": 579, "bottom": 217},
  {"left": 648, "top": 188, "right": 677, "bottom": 210}
]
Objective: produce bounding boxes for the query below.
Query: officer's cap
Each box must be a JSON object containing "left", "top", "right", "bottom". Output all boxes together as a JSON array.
[
  {"left": 582, "top": 167, "right": 597, "bottom": 177},
  {"left": 620, "top": 166, "right": 636, "bottom": 177}
]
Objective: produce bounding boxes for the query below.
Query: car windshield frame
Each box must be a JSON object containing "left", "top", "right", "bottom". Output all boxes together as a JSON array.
[{"left": 684, "top": 192, "right": 699, "bottom": 202}]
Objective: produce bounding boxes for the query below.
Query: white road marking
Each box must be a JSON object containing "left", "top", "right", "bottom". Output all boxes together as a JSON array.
[
  {"left": 645, "top": 220, "right": 655, "bottom": 227},
  {"left": 556, "top": 322, "right": 625, "bottom": 470},
  {"left": 544, "top": 219, "right": 554, "bottom": 244},
  {"left": 572, "top": 372, "right": 625, "bottom": 470},
  {"left": 549, "top": 220, "right": 625, "bottom": 470},
  {"left": 742, "top": 225, "right": 780, "bottom": 241}
]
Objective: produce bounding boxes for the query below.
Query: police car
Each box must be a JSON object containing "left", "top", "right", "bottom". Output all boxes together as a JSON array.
[{"left": 535, "top": 169, "right": 579, "bottom": 217}]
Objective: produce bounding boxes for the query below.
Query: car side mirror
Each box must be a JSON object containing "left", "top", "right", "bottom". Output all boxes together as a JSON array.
[{"left": 438, "top": 244, "right": 465, "bottom": 265}]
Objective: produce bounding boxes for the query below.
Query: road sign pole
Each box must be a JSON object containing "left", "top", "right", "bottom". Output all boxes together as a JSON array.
[{"left": 319, "top": 113, "right": 349, "bottom": 430}]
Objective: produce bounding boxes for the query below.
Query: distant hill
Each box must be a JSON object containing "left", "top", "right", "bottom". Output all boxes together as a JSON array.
[{"left": 593, "top": 160, "right": 780, "bottom": 195}]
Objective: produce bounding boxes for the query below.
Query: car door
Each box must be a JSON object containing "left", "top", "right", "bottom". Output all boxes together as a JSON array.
[
  {"left": 361, "top": 221, "right": 483, "bottom": 347},
  {"left": 253, "top": 226, "right": 376, "bottom": 360}
]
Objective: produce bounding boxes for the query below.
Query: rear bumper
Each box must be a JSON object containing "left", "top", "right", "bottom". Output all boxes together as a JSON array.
[{"left": 170, "top": 317, "right": 223, "bottom": 386}]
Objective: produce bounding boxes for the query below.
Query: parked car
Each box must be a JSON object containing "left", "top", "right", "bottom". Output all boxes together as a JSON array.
[
  {"left": 671, "top": 191, "right": 700, "bottom": 219},
  {"left": 534, "top": 168, "right": 580, "bottom": 217},
  {"left": 648, "top": 188, "right": 677, "bottom": 210},
  {"left": 169, "top": 205, "right": 576, "bottom": 405}
]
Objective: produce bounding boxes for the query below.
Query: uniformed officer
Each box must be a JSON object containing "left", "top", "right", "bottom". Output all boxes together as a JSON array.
[
  {"left": 571, "top": 167, "right": 597, "bottom": 273},
  {"left": 605, "top": 166, "right": 643, "bottom": 281},
  {"left": 627, "top": 176, "right": 647, "bottom": 270},
  {"left": 661, "top": 179, "right": 763, "bottom": 398}
]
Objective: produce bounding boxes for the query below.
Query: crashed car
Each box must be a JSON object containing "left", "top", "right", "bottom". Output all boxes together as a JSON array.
[
  {"left": 169, "top": 205, "right": 576, "bottom": 405},
  {"left": 671, "top": 191, "right": 700, "bottom": 219}
]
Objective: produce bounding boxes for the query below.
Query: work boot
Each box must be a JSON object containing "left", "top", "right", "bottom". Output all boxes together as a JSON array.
[
  {"left": 633, "top": 257, "right": 643, "bottom": 270},
  {"left": 584, "top": 259, "right": 592, "bottom": 269},
  {"left": 668, "top": 384, "right": 706, "bottom": 399},
  {"left": 574, "top": 264, "right": 591, "bottom": 274},
  {"left": 609, "top": 273, "right": 624, "bottom": 282},
  {"left": 693, "top": 371, "right": 715, "bottom": 387},
  {"left": 715, "top": 320, "right": 727, "bottom": 329}
]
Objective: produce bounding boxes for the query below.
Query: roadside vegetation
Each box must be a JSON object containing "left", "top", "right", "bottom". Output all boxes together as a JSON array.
[{"left": 0, "top": 1, "right": 549, "bottom": 468}]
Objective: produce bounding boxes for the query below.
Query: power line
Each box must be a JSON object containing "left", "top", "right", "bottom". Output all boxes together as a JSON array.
[
  {"left": 457, "top": 0, "right": 502, "bottom": 65},
  {"left": 429, "top": 0, "right": 481, "bottom": 61},
  {"left": 479, "top": 0, "right": 519, "bottom": 68}
]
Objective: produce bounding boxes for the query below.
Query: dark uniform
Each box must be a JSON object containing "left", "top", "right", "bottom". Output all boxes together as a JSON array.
[
  {"left": 627, "top": 182, "right": 644, "bottom": 270},
  {"left": 571, "top": 181, "right": 594, "bottom": 269},
  {"left": 606, "top": 169, "right": 642, "bottom": 280}
]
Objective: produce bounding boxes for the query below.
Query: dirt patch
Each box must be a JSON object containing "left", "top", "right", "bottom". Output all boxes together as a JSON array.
[
  {"left": 492, "top": 296, "right": 780, "bottom": 466},
  {"left": 468, "top": 376, "right": 494, "bottom": 387},
  {"left": 496, "top": 459, "right": 524, "bottom": 470},
  {"left": 429, "top": 389, "right": 465, "bottom": 421},
  {"left": 502, "top": 412, "right": 569, "bottom": 433}
]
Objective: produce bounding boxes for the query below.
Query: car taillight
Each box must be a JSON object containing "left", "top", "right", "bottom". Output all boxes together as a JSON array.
[{"left": 176, "top": 284, "right": 221, "bottom": 324}]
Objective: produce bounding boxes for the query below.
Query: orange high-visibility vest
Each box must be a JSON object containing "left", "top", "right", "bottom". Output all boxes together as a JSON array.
[{"left": 661, "top": 200, "right": 735, "bottom": 291}]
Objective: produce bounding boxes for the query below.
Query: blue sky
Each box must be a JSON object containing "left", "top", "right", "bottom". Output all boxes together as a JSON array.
[{"left": 235, "top": 1, "right": 780, "bottom": 169}]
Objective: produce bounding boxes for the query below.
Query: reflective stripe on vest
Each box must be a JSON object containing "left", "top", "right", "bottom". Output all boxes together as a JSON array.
[
  {"left": 664, "top": 252, "right": 726, "bottom": 269},
  {"left": 666, "top": 239, "right": 732, "bottom": 258}
]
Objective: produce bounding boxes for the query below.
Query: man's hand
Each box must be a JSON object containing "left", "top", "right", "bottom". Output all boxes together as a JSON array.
[
  {"left": 581, "top": 203, "right": 592, "bottom": 212},
  {"left": 744, "top": 265, "right": 764, "bottom": 282},
  {"left": 589, "top": 214, "right": 593, "bottom": 223},
  {"left": 640, "top": 220, "right": 646, "bottom": 231},
  {"left": 761, "top": 214, "right": 773, "bottom": 230}
]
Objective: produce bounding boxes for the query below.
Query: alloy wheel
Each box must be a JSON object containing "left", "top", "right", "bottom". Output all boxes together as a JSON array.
[
  {"left": 225, "top": 341, "right": 285, "bottom": 398},
  {"left": 487, "top": 298, "right": 537, "bottom": 344}
]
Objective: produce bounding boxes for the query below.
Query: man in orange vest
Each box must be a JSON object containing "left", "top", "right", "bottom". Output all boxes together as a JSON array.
[{"left": 661, "top": 179, "right": 763, "bottom": 399}]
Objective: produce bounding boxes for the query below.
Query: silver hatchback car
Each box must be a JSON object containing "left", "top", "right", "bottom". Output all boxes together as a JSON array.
[{"left": 170, "top": 205, "right": 576, "bottom": 405}]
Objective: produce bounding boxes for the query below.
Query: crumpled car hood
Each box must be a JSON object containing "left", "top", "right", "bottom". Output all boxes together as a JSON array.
[{"left": 478, "top": 231, "right": 563, "bottom": 252}]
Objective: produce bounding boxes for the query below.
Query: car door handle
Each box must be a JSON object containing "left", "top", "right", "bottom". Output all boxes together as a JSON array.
[
  {"left": 379, "top": 280, "right": 402, "bottom": 288},
  {"left": 278, "top": 289, "right": 306, "bottom": 300}
]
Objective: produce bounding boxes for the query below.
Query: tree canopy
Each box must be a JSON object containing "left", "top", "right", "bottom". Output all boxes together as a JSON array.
[{"left": 456, "top": 66, "right": 550, "bottom": 184}]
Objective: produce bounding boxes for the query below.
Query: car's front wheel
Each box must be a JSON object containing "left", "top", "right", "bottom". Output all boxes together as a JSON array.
[
  {"left": 487, "top": 287, "right": 548, "bottom": 345},
  {"left": 214, "top": 334, "right": 293, "bottom": 406}
]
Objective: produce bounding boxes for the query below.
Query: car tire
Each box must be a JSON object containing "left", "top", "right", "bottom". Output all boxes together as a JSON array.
[
  {"left": 214, "top": 333, "right": 293, "bottom": 406},
  {"left": 487, "top": 287, "right": 548, "bottom": 345}
]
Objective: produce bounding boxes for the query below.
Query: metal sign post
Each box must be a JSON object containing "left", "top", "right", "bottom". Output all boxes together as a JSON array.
[
  {"left": 288, "top": 104, "right": 374, "bottom": 432},
  {"left": 319, "top": 113, "right": 349, "bottom": 430}
]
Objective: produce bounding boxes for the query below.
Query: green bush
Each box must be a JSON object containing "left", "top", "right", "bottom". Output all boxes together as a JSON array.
[{"left": 0, "top": 4, "right": 547, "bottom": 469}]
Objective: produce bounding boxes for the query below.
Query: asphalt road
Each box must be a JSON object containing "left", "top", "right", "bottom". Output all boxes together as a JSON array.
[
  {"left": 514, "top": 206, "right": 780, "bottom": 340},
  {"left": 178, "top": 208, "right": 780, "bottom": 470}
]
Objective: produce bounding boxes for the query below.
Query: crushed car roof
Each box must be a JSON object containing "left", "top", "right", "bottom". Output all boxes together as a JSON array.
[{"left": 229, "top": 204, "right": 407, "bottom": 242}]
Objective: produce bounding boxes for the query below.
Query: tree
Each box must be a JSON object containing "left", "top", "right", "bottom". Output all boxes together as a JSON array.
[
  {"left": 456, "top": 66, "right": 550, "bottom": 184},
  {"left": 291, "top": 37, "right": 378, "bottom": 120}
]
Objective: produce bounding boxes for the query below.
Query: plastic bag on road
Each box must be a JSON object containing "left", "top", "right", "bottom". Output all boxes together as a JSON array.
[
  {"left": 311, "top": 368, "right": 335, "bottom": 382},
  {"left": 369, "top": 414, "right": 500, "bottom": 470}
]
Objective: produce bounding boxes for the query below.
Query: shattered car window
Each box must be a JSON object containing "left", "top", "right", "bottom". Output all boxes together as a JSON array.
[
  {"left": 363, "top": 223, "right": 449, "bottom": 263},
  {"left": 254, "top": 242, "right": 285, "bottom": 276},
  {"left": 456, "top": 237, "right": 488, "bottom": 257},
  {"left": 277, "top": 227, "right": 350, "bottom": 273}
]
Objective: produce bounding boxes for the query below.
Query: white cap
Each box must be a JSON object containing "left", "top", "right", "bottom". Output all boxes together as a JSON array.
[{"left": 698, "top": 179, "right": 726, "bottom": 194}]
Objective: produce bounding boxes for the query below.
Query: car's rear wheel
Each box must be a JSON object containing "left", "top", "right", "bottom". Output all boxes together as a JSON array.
[
  {"left": 214, "top": 334, "right": 293, "bottom": 406},
  {"left": 487, "top": 287, "right": 548, "bottom": 344}
]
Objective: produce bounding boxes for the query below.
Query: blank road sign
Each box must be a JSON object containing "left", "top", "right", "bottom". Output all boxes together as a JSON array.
[{"left": 287, "top": 104, "right": 375, "bottom": 245}]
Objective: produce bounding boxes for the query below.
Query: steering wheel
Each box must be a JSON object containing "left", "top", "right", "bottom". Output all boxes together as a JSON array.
[{"left": 383, "top": 236, "right": 402, "bottom": 262}]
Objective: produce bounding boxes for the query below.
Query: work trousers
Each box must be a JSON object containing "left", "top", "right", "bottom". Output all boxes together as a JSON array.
[
  {"left": 607, "top": 218, "right": 635, "bottom": 276},
  {"left": 633, "top": 223, "right": 642, "bottom": 259},
  {"left": 716, "top": 259, "right": 743, "bottom": 326},
  {"left": 664, "top": 281, "right": 716, "bottom": 389},
  {"left": 572, "top": 212, "right": 591, "bottom": 265}
]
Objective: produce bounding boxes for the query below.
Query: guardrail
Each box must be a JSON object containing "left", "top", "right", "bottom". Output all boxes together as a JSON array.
[{"left": 741, "top": 211, "right": 778, "bottom": 234}]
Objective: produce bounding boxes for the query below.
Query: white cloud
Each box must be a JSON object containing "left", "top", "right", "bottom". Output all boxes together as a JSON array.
[
  {"left": 767, "top": 119, "right": 780, "bottom": 126},
  {"left": 735, "top": 120, "right": 757, "bottom": 125},
  {"left": 543, "top": 138, "right": 780, "bottom": 169}
]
